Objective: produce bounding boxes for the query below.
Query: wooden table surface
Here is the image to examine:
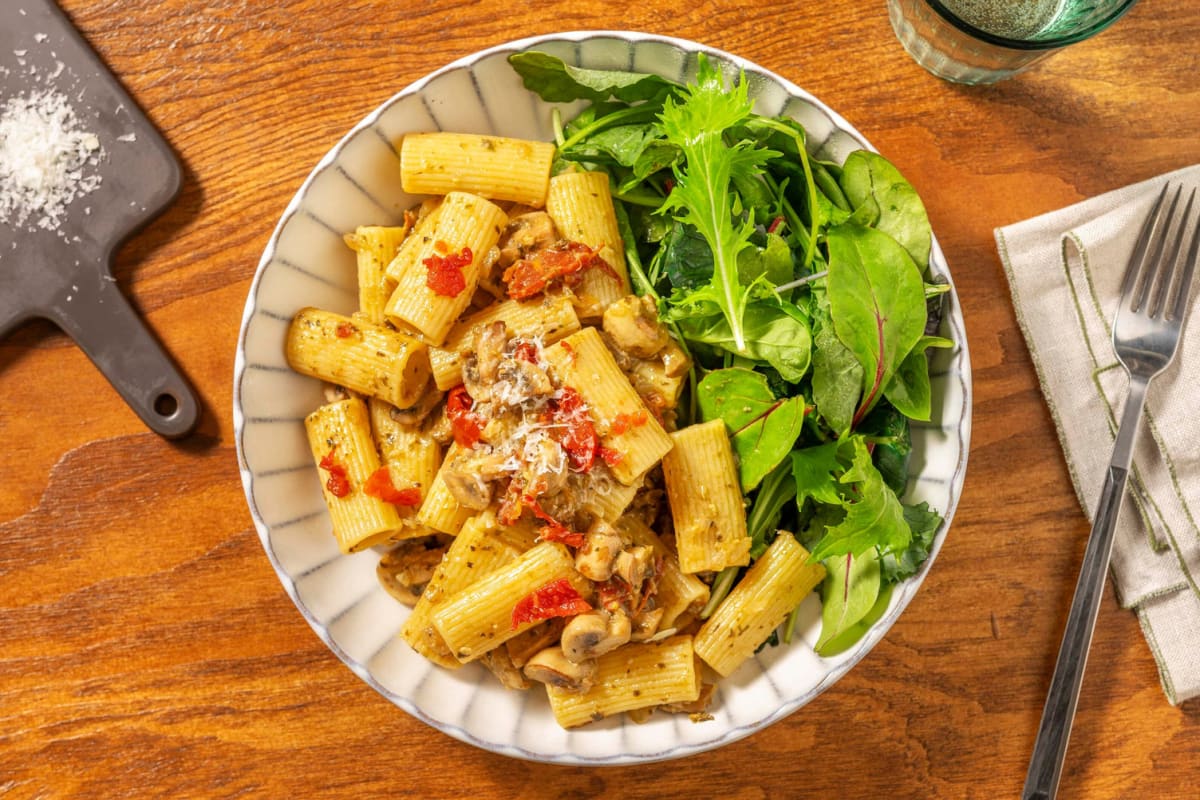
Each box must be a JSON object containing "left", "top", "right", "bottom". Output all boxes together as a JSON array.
[{"left": 3, "top": 1, "right": 1198, "bottom": 797}]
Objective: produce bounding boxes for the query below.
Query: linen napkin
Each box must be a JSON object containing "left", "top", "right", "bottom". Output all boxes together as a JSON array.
[{"left": 996, "top": 164, "right": 1200, "bottom": 706}]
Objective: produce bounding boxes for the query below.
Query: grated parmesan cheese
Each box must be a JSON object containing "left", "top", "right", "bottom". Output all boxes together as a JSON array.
[{"left": 0, "top": 89, "right": 104, "bottom": 232}]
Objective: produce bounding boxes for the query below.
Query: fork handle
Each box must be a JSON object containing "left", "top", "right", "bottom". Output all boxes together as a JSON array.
[{"left": 1022, "top": 376, "right": 1148, "bottom": 800}]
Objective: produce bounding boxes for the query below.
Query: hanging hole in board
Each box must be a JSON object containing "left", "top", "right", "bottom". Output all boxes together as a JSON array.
[{"left": 154, "top": 393, "right": 179, "bottom": 418}]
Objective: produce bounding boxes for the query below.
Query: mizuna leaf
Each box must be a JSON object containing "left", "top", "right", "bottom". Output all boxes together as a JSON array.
[{"left": 658, "top": 54, "right": 776, "bottom": 353}]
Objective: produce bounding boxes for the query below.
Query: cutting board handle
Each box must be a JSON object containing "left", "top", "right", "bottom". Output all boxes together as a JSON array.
[{"left": 50, "top": 278, "right": 200, "bottom": 438}]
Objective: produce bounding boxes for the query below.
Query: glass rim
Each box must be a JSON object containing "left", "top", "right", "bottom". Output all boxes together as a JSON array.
[{"left": 924, "top": 0, "right": 1141, "bottom": 50}]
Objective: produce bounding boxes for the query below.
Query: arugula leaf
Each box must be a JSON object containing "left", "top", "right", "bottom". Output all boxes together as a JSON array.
[
  {"left": 880, "top": 502, "right": 943, "bottom": 583},
  {"left": 815, "top": 549, "right": 881, "bottom": 654},
  {"left": 696, "top": 368, "right": 806, "bottom": 490},
  {"left": 658, "top": 55, "right": 776, "bottom": 352},
  {"left": 508, "top": 52, "right": 676, "bottom": 103},
  {"left": 808, "top": 436, "right": 910, "bottom": 561},
  {"left": 791, "top": 441, "right": 843, "bottom": 507},
  {"left": 815, "top": 583, "right": 894, "bottom": 657},
  {"left": 840, "top": 150, "right": 932, "bottom": 270},
  {"left": 825, "top": 222, "right": 927, "bottom": 428}
]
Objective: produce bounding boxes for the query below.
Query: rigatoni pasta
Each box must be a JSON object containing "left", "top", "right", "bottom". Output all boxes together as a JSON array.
[
  {"left": 693, "top": 533, "right": 826, "bottom": 677},
  {"left": 400, "top": 132, "right": 555, "bottom": 206},
  {"left": 304, "top": 397, "right": 403, "bottom": 553},
  {"left": 282, "top": 127, "right": 835, "bottom": 731},
  {"left": 383, "top": 191, "right": 508, "bottom": 344},
  {"left": 545, "top": 171, "right": 629, "bottom": 318},
  {"left": 286, "top": 307, "right": 430, "bottom": 409},
  {"left": 661, "top": 419, "right": 751, "bottom": 574}
]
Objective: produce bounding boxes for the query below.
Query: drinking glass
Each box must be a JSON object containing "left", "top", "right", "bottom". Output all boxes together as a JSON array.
[{"left": 887, "top": 0, "right": 1141, "bottom": 84}]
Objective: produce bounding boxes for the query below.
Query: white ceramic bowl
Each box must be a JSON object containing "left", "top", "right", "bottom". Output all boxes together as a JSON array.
[{"left": 233, "top": 31, "right": 972, "bottom": 765}]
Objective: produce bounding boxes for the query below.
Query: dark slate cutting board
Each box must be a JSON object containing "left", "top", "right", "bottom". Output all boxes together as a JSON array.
[{"left": 0, "top": 0, "right": 199, "bottom": 437}]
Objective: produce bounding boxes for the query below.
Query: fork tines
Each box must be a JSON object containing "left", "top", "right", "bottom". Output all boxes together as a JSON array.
[{"left": 1125, "top": 182, "right": 1200, "bottom": 320}]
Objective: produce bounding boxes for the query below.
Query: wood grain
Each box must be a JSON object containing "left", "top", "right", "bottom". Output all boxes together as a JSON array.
[{"left": 2, "top": 1, "right": 1198, "bottom": 797}]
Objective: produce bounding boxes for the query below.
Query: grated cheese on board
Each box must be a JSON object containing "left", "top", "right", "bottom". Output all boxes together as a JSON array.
[{"left": 0, "top": 89, "right": 104, "bottom": 232}]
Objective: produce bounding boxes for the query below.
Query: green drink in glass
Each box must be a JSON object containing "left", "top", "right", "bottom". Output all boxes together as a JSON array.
[{"left": 888, "top": 0, "right": 1141, "bottom": 84}]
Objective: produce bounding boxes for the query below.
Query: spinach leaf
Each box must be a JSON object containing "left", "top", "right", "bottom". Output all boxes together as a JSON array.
[
  {"left": 825, "top": 222, "right": 927, "bottom": 428},
  {"left": 815, "top": 549, "right": 881, "bottom": 654},
  {"left": 559, "top": 123, "right": 663, "bottom": 167},
  {"left": 808, "top": 436, "right": 911, "bottom": 561},
  {"left": 737, "top": 232, "right": 793, "bottom": 286},
  {"left": 884, "top": 334, "right": 954, "bottom": 422},
  {"left": 880, "top": 502, "right": 943, "bottom": 583},
  {"left": 508, "top": 52, "right": 677, "bottom": 103},
  {"left": 839, "top": 150, "right": 933, "bottom": 270},
  {"left": 811, "top": 311, "right": 863, "bottom": 435},
  {"left": 658, "top": 55, "right": 776, "bottom": 353},
  {"left": 675, "top": 301, "right": 812, "bottom": 382},
  {"left": 696, "top": 368, "right": 806, "bottom": 490},
  {"left": 661, "top": 224, "right": 714, "bottom": 289},
  {"left": 815, "top": 583, "right": 894, "bottom": 657}
]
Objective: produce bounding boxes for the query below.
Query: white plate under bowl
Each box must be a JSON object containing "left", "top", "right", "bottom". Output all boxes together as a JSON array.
[{"left": 233, "top": 30, "right": 972, "bottom": 765}]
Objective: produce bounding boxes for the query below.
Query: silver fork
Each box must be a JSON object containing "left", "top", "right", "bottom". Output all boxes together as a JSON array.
[{"left": 1023, "top": 182, "right": 1200, "bottom": 800}]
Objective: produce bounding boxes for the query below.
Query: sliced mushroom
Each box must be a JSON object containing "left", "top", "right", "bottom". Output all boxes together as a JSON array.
[
  {"left": 376, "top": 537, "right": 449, "bottom": 607},
  {"left": 521, "top": 432, "right": 568, "bottom": 497},
  {"left": 523, "top": 646, "right": 597, "bottom": 693},
  {"left": 493, "top": 356, "right": 554, "bottom": 405},
  {"left": 387, "top": 379, "right": 442, "bottom": 427},
  {"left": 629, "top": 606, "right": 665, "bottom": 642},
  {"left": 505, "top": 618, "right": 565, "bottom": 669},
  {"left": 463, "top": 321, "right": 509, "bottom": 402},
  {"left": 497, "top": 212, "right": 558, "bottom": 269},
  {"left": 614, "top": 545, "right": 654, "bottom": 589},
  {"left": 602, "top": 295, "right": 670, "bottom": 359},
  {"left": 480, "top": 646, "right": 531, "bottom": 691},
  {"left": 441, "top": 451, "right": 494, "bottom": 510},
  {"left": 574, "top": 522, "right": 624, "bottom": 582},
  {"left": 561, "top": 609, "right": 632, "bottom": 663}
]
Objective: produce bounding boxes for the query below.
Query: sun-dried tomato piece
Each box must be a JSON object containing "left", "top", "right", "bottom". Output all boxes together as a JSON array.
[
  {"left": 318, "top": 448, "right": 352, "bottom": 498},
  {"left": 503, "top": 241, "right": 620, "bottom": 300},
  {"left": 363, "top": 467, "right": 421, "bottom": 506},
  {"left": 446, "top": 385, "right": 486, "bottom": 448},
  {"left": 511, "top": 578, "right": 591, "bottom": 630},
  {"left": 424, "top": 246, "right": 473, "bottom": 297}
]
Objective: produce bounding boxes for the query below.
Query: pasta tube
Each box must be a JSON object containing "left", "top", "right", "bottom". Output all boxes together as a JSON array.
[
  {"left": 545, "top": 171, "right": 629, "bottom": 319},
  {"left": 693, "top": 533, "right": 826, "bottom": 677},
  {"left": 285, "top": 307, "right": 430, "bottom": 409},
  {"left": 400, "top": 511, "right": 537, "bottom": 668},
  {"left": 545, "top": 635, "right": 700, "bottom": 728},
  {"left": 427, "top": 295, "right": 580, "bottom": 390},
  {"left": 661, "top": 420, "right": 750, "bottom": 574},
  {"left": 400, "top": 132, "right": 555, "bottom": 207},
  {"left": 368, "top": 398, "right": 441, "bottom": 532},
  {"left": 384, "top": 191, "right": 508, "bottom": 344},
  {"left": 344, "top": 224, "right": 409, "bottom": 325},
  {"left": 432, "top": 542, "right": 585, "bottom": 663},
  {"left": 542, "top": 327, "right": 673, "bottom": 485},
  {"left": 304, "top": 397, "right": 402, "bottom": 553},
  {"left": 414, "top": 442, "right": 474, "bottom": 535}
]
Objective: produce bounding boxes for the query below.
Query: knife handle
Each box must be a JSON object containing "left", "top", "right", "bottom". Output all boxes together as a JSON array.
[{"left": 48, "top": 275, "right": 200, "bottom": 438}]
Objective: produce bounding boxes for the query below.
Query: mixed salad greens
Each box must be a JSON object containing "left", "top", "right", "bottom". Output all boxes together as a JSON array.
[{"left": 509, "top": 51, "right": 952, "bottom": 655}]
